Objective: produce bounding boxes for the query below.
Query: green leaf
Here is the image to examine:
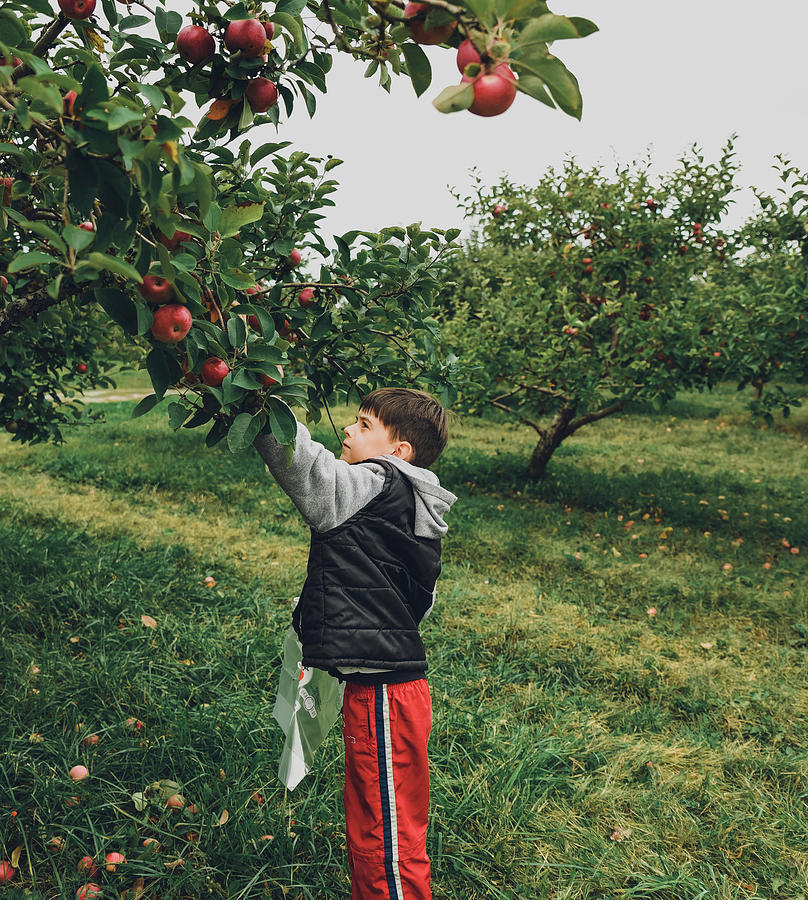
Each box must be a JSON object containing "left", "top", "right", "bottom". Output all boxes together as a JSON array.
[
  {"left": 4, "top": 211, "right": 68, "bottom": 254},
  {"left": 219, "top": 268, "right": 258, "bottom": 290},
  {"left": 275, "top": 0, "right": 307, "bottom": 15},
  {"left": 87, "top": 252, "right": 143, "bottom": 283},
  {"left": 80, "top": 64, "right": 109, "bottom": 109},
  {"left": 515, "top": 53, "right": 582, "bottom": 119},
  {"left": 432, "top": 82, "right": 474, "bottom": 114},
  {"left": 226, "top": 315, "right": 247, "bottom": 348},
  {"left": 232, "top": 369, "right": 263, "bottom": 390},
  {"left": 218, "top": 202, "right": 265, "bottom": 238},
  {"left": 7, "top": 250, "right": 58, "bottom": 273},
  {"left": 514, "top": 73, "right": 555, "bottom": 108},
  {"left": 146, "top": 349, "right": 180, "bottom": 400},
  {"left": 249, "top": 141, "right": 291, "bottom": 167},
  {"left": 167, "top": 401, "right": 189, "bottom": 430},
  {"left": 518, "top": 14, "right": 580, "bottom": 46},
  {"left": 401, "top": 43, "right": 432, "bottom": 97},
  {"left": 271, "top": 12, "right": 306, "bottom": 54},
  {"left": 63, "top": 223, "right": 95, "bottom": 253},
  {"left": 269, "top": 396, "right": 298, "bottom": 444},
  {"left": 227, "top": 412, "right": 263, "bottom": 453},
  {"left": 15, "top": 77, "right": 62, "bottom": 115},
  {"left": 132, "top": 394, "right": 161, "bottom": 418},
  {"left": 458, "top": 0, "right": 494, "bottom": 26},
  {"left": 568, "top": 17, "right": 599, "bottom": 38},
  {"left": 107, "top": 106, "right": 143, "bottom": 130},
  {"left": 96, "top": 287, "right": 138, "bottom": 334},
  {"left": 136, "top": 83, "right": 164, "bottom": 110}
]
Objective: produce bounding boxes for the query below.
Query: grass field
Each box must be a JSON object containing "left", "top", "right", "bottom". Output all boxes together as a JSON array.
[{"left": 1, "top": 377, "right": 806, "bottom": 900}]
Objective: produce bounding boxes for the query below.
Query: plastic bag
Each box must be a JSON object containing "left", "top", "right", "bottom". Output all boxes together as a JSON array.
[{"left": 272, "top": 623, "right": 344, "bottom": 790}]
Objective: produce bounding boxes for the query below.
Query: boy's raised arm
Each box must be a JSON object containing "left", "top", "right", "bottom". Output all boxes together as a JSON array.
[{"left": 253, "top": 421, "right": 386, "bottom": 532}]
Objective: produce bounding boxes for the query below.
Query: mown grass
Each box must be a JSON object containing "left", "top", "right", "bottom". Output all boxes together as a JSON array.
[{"left": 0, "top": 379, "right": 806, "bottom": 899}]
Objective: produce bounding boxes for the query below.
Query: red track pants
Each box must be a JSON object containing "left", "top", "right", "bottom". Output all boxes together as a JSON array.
[{"left": 341, "top": 678, "right": 432, "bottom": 900}]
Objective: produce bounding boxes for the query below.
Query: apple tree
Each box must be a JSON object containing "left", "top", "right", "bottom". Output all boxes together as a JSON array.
[
  {"left": 436, "top": 142, "right": 742, "bottom": 479},
  {"left": 0, "top": 0, "right": 598, "bottom": 451},
  {"left": 708, "top": 156, "right": 808, "bottom": 424}
]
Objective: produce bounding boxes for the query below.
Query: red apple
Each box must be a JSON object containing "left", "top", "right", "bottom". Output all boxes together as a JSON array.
[
  {"left": 246, "top": 77, "right": 278, "bottom": 113},
  {"left": 177, "top": 25, "right": 215, "bottom": 64},
  {"left": 492, "top": 204, "right": 506, "bottom": 217},
  {"left": 151, "top": 304, "right": 193, "bottom": 343},
  {"left": 63, "top": 90, "right": 77, "bottom": 116},
  {"left": 138, "top": 275, "right": 175, "bottom": 305},
  {"left": 82, "top": 733, "right": 99, "bottom": 746},
  {"left": 1, "top": 177, "right": 12, "bottom": 206},
  {"left": 260, "top": 365, "right": 284, "bottom": 388},
  {"left": 247, "top": 315, "right": 261, "bottom": 333},
  {"left": 0, "top": 56, "right": 22, "bottom": 68},
  {"left": 78, "top": 221, "right": 95, "bottom": 231},
  {"left": 158, "top": 230, "right": 191, "bottom": 251},
  {"left": 456, "top": 38, "right": 481, "bottom": 73},
  {"left": 404, "top": 2, "right": 456, "bottom": 45},
  {"left": 104, "top": 852, "right": 126, "bottom": 872},
  {"left": 165, "top": 793, "right": 186, "bottom": 809},
  {"left": 0, "top": 862, "right": 14, "bottom": 884},
  {"left": 288, "top": 248, "right": 302, "bottom": 266},
  {"left": 466, "top": 67, "right": 517, "bottom": 117},
  {"left": 277, "top": 318, "right": 291, "bottom": 338},
  {"left": 0, "top": 275, "right": 8, "bottom": 292},
  {"left": 224, "top": 19, "right": 267, "bottom": 57},
  {"left": 76, "top": 884, "right": 102, "bottom": 900},
  {"left": 76, "top": 363, "right": 88, "bottom": 374},
  {"left": 262, "top": 21, "right": 275, "bottom": 39},
  {"left": 582, "top": 257, "right": 592, "bottom": 265},
  {"left": 77, "top": 857, "right": 99, "bottom": 877},
  {"left": 58, "top": 0, "right": 96, "bottom": 18},
  {"left": 201, "top": 357, "right": 229, "bottom": 386},
  {"left": 298, "top": 287, "right": 315, "bottom": 307},
  {"left": 69, "top": 764, "right": 89, "bottom": 781}
]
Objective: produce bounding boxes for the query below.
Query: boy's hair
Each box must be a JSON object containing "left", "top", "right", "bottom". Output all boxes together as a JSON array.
[{"left": 359, "top": 388, "right": 449, "bottom": 468}]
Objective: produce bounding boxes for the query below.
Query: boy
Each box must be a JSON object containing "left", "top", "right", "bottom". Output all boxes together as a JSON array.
[{"left": 253, "top": 387, "right": 457, "bottom": 900}]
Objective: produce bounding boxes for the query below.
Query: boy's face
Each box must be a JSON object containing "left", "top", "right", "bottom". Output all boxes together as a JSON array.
[{"left": 340, "top": 411, "right": 413, "bottom": 464}]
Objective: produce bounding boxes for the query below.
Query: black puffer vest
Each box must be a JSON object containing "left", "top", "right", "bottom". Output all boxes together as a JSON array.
[{"left": 293, "top": 458, "right": 442, "bottom": 673}]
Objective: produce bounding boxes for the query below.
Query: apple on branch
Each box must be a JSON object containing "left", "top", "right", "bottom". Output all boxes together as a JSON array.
[
  {"left": 151, "top": 304, "right": 192, "bottom": 343},
  {"left": 246, "top": 78, "right": 278, "bottom": 113},
  {"left": 158, "top": 230, "right": 191, "bottom": 251},
  {"left": 177, "top": 25, "right": 215, "bottom": 64},
  {"left": 224, "top": 19, "right": 268, "bottom": 57},
  {"left": 404, "top": 2, "right": 456, "bottom": 45},
  {"left": 139, "top": 275, "right": 175, "bottom": 305},
  {"left": 58, "top": 0, "right": 96, "bottom": 19},
  {"left": 201, "top": 357, "right": 230, "bottom": 386},
  {"left": 298, "top": 287, "right": 315, "bottom": 307},
  {"left": 462, "top": 64, "right": 517, "bottom": 117}
]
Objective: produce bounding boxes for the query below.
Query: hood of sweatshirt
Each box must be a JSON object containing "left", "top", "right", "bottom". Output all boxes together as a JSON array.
[{"left": 370, "top": 455, "right": 457, "bottom": 540}]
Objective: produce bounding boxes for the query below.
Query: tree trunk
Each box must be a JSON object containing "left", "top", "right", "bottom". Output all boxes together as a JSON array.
[{"left": 527, "top": 405, "right": 576, "bottom": 480}]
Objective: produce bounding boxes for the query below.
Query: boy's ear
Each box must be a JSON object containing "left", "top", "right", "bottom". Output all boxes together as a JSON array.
[{"left": 392, "top": 441, "right": 414, "bottom": 463}]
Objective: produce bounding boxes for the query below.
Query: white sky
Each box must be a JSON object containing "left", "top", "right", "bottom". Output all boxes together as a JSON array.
[{"left": 243, "top": 0, "right": 807, "bottom": 242}]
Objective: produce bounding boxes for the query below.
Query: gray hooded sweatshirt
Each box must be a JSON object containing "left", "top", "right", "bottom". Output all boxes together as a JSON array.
[{"left": 253, "top": 420, "right": 457, "bottom": 672}]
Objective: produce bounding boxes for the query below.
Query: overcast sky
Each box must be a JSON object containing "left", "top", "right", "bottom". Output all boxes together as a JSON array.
[{"left": 232, "top": 0, "right": 806, "bottom": 243}]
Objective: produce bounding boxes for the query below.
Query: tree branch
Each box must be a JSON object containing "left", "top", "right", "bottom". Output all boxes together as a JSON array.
[
  {"left": 11, "top": 13, "right": 72, "bottom": 81},
  {"left": 0, "top": 275, "right": 76, "bottom": 336},
  {"left": 487, "top": 397, "right": 545, "bottom": 436},
  {"left": 566, "top": 398, "right": 624, "bottom": 435}
]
